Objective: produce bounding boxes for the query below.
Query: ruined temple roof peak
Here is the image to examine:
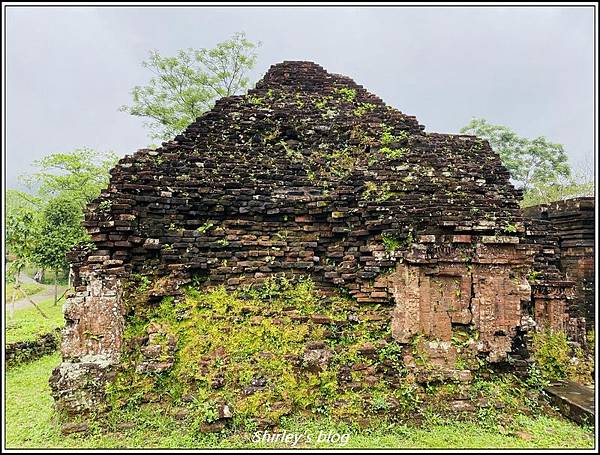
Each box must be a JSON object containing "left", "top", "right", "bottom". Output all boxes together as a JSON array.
[{"left": 254, "top": 60, "right": 363, "bottom": 92}]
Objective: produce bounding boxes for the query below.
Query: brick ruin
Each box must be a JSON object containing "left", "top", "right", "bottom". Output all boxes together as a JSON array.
[
  {"left": 523, "top": 197, "right": 595, "bottom": 346},
  {"left": 49, "top": 61, "right": 589, "bottom": 414}
]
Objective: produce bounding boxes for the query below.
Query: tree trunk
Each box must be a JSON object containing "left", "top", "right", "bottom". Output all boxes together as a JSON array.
[
  {"left": 54, "top": 269, "right": 58, "bottom": 306},
  {"left": 9, "top": 288, "right": 16, "bottom": 320},
  {"left": 15, "top": 285, "right": 49, "bottom": 319},
  {"left": 9, "top": 270, "right": 19, "bottom": 320}
]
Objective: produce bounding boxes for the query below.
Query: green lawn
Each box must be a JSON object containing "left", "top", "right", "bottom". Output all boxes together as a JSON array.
[
  {"left": 5, "top": 354, "right": 595, "bottom": 449},
  {"left": 5, "top": 282, "right": 45, "bottom": 304},
  {"left": 5, "top": 297, "right": 64, "bottom": 344}
]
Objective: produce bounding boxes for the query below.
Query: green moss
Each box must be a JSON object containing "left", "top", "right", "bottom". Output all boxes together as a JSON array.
[
  {"left": 86, "top": 275, "right": 597, "bottom": 440},
  {"left": 350, "top": 125, "right": 378, "bottom": 147},
  {"left": 98, "top": 200, "right": 113, "bottom": 212},
  {"left": 323, "top": 148, "right": 358, "bottom": 179},
  {"left": 5, "top": 354, "right": 594, "bottom": 449},
  {"left": 380, "top": 147, "right": 408, "bottom": 159},
  {"left": 379, "top": 125, "right": 409, "bottom": 146},
  {"left": 263, "top": 128, "right": 280, "bottom": 142},
  {"left": 362, "top": 181, "right": 399, "bottom": 202},
  {"left": 313, "top": 96, "right": 333, "bottom": 110},
  {"left": 279, "top": 140, "right": 303, "bottom": 161},
  {"left": 530, "top": 329, "right": 594, "bottom": 384},
  {"left": 246, "top": 95, "right": 264, "bottom": 106},
  {"left": 110, "top": 277, "right": 414, "bottom": 429},
  {"left": 527, "top": 270, "right": 541, "bottom": 281},
  {"left": 196, "top": 222, "right": 214, "bottom": 234},
  {"left": 381, "top": 231, "right": 413, "bottom": 252},
  {"left": 334, "top": 87, "right": 357, "bottom": 103},
  {"left": 353, "top": 103, "right": 376, "bottom": 117}
]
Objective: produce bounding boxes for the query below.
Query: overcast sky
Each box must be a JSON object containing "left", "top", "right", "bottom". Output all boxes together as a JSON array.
[{"left": 5, "top": 5, "right": 595, "bottom": 188}]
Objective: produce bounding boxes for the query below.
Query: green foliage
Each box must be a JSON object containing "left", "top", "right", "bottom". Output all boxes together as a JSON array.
[
  {"left": 21, "top": 148, "right": 118, "bottom": 206},
  {"left": 130, "top": 273, "right": 152, "bottom": 294},
  {"left": 363, "top": 182, "right": 398, "bottom": 202},
  {"left": 520, "top": 178, "right": 594, "bottom": 208},
  {"left": 110, "top": 277, "right": 424, "bottom": 428},
  {"left": 381, "top": 232, "right": 413, "bottom": 252},
  {"left": 353, "top": 103, "right": 376, "bottom": 117},
  {"left": 524, "top": 364, "right": 549, "bottom": 390},
  {"left": 6, "top": 204, "right": 39, "bottom": 278},
  {"left": 530, "top": 329, "right": 594, "bottom": 383},
  {"left": 530, "top": 330, "right": 571, "bottom": 381},
  {"left": 246, "top": 95, "right": 264, "bottom": 106},
  {"left": 196, "top": 222, "right": 214, "bottom": 234},
  {"left": 314, "top": 95, "right": 333, "bottom": 110},
  {"left": 31, "top": 196, "right": 89, "bottom": 273},
  {"left": 527, "top": 270, "right": 541, "bottom": 281},
  {"left": 280, "top": 141, "right": 303, "bottom": 161},
  {"left": 120, "top": 32, "right": 260, "bottom": 140},
  {"left": 460, "top": 119, "right": 571, "bottom": 193},
  {"left": 382, "top": 234, "right": 402, "bottom": 252},
  {"left": 5, "top": 354, "right": 594, "bottom": 448},
  {"left": 200, "top": 401, "right": 219, "bottom": 424},
  {"left": 380, "top": 126, "right": 409, "bottom": 146},
  {"left": 323, "top": 148, "right": 358, "bottom": 179},
  {"left": 380, "top": 147, "right": 408, "bottom": 159},
  {"left": 7, "top": 149, "right": 117, "bottom": 281},
  {"left": 97, "top": 200, "right": 113, "bottom": 212},
  {"left": 334, "top": 87, "right": 357, "bottom": 103}
]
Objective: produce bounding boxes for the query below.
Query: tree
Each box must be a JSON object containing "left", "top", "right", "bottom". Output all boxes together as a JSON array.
[
  {"left": 31, "top": 196, "right": 90, "bottom": 305},
  {"left": 120, "top": 32, "right": 260, "bottom": 140},
  {"left": 6, "top": 205, "right": 40, "bottom": 317},
  {"left": 21, "top": 148, "right": 118, "bottom": 207},
  {"left": 5, "top": 204, "right": 48, "bottom": 319},
  {"left": 521, "top": 168, "right": 594, "bottom": 207},
  {"left": 460, "top": 118, "right": 571, "bottom": 193},
  {"left": 7, "top": 149, "right": 117, "bottom": 305}
]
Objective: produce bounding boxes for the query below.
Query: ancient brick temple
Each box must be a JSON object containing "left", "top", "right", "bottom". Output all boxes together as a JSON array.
[{"left": 50, "top": 61, "right": 580, "bottom": 413}]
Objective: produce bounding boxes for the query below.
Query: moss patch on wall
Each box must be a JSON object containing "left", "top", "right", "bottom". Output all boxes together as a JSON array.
[
  {"left": 106, "top": 277, "right": 560, "bottom": 432},
  {"left": 529, "top": 329, "right": 594, "bottom": 385}
]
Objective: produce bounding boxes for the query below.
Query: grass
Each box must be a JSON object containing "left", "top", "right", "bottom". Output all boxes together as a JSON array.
[
  {"left": 4, "top": 354, "right": 595, "bottom": 449},
  {"left": 5, "top": 297, "right": 65, "bottom": 344},
  {"left": 4, "top": 282, "right": 45, "bottom": 304}
]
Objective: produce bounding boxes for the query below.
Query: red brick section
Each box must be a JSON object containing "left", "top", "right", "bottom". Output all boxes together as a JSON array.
[{"left": 51, "top": 61, "right": 545, "bottom": 413}]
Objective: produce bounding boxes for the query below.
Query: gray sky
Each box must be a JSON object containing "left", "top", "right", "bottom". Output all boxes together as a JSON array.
[{"left": 5, "top": 6, "right": 595, "bottom": 188}]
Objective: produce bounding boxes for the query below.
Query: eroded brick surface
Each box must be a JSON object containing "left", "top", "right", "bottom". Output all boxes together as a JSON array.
[{"left": 390, "top": 262, "right": 530, "bottom": 363}]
